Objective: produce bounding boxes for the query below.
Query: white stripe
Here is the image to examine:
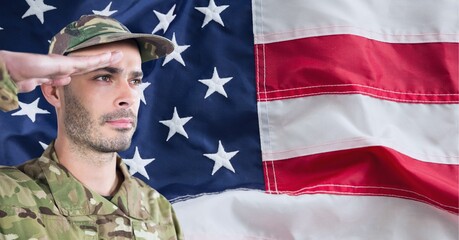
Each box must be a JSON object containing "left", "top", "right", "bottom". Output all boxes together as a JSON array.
[
  {"left": 173, "top": 190, "right": 458, "bottom": 240},
  {"left": 258, "top": 94, "right": 459, "bottom": 164},
  {"left": 252, "top": 0, "right": 459, "bottom": 44}
]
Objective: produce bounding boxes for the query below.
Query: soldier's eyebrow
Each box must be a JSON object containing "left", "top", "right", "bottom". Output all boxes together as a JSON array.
[
  {"left": 93, "top": 67, "right": 143, "bottom": 78},
  {"left": 130, "top": 71, "right": 143, "bottom": 79},
  {"left": 96, "top": 67, "right": 122, "bottom": 74}
]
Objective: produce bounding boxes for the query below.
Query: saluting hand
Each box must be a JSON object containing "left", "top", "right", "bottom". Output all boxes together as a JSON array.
[{"left": 0, "top": 50, "right": 123, "bottom": 92}]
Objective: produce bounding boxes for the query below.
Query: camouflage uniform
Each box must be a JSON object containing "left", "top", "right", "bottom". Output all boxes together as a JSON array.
[
  {"left": 0, "top": 142, "right": 184, "bottom": 239},
  {"left": 0, "top": 59, "right": 18, "bottom": 112}
]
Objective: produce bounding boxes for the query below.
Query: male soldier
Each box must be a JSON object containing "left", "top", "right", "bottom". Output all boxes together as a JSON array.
[{"left": 0, "top": 15, "right": 183, "bottom": 239}]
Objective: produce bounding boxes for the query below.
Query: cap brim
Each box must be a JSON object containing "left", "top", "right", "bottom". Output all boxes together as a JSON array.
[{"left": 66, "top": 32, "right": 174, "bottom": 62}]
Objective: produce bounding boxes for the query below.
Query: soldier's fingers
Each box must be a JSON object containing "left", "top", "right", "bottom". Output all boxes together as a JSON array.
[
  {"left": 27, "top": 51, "right": 122, "bottom": 78},
  {"left": 2, "top": 50, "right": 122, "bottom": 86}
]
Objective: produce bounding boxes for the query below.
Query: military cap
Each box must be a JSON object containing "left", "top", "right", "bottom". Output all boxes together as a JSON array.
[{"left": 49, "top": 14, "right": 174, "bottom": 62}]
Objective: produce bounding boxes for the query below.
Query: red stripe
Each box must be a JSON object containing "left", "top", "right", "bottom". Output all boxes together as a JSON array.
[
  {"left": 255, "top": 34, "right": 459, "bottom": 103},
  {"left": 264, "top": 146, "right": 459, "bottom": 214}
]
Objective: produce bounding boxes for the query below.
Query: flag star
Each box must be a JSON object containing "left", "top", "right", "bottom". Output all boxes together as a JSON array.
[
  {"left": 137, "top": 82, "right": 151, "bottom": 104},
  {"left": 162, "top": 33, "right": 190, "bottom": 66},
  {"left": 152, "top": 4, "right": 176, "bottom": 34},
  {"left": 198, "top": 67, "right": 233, "bottom": 98},
  {"left": 22, "top": 0, "right": 56, "bottom": 24},
  {"left": 92, "top": 1, "right": 117, "bottom": 16},
  {"left": 0, "top": 27, "right": 3, "bottom": 30},
  {"left": 39, "top": 141, "right": 48, "bottom": 150},
  {"left": 123, "top": 147, "right": 155, "bottom": 180},
  {"left": 11, "top": 98, "right": 50, "bottom": 122},
  {"left": 204, "top": 141, "right": 239, "bottom": 175},
  {"left": 159, "top": 107, "right": 192, "bottom": 141},
  {"left": 195, "top": 0, "right": 229, "bottom": 28}
]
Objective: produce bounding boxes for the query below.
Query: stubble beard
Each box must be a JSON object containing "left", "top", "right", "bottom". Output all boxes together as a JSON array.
[{"left": 63, "top": 86, "right": 137, "bottom": 153}]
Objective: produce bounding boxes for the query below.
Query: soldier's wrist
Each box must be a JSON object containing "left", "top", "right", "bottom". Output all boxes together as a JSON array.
[{"left": 0, "top": 52, "right": 19, "bottom": 112}]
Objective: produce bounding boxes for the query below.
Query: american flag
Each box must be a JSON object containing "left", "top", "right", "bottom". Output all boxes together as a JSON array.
[{"left": 0, "top": 0, "right": 457, "bottom": 239}]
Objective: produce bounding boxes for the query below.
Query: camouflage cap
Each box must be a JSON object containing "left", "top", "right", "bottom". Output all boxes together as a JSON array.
[{"left": 49, "top": 15, "right": 174, "bottom": 62}]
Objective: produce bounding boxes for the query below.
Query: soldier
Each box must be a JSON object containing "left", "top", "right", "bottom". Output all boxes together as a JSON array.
[{"left": 0, "top": 15, "right": 183, "bottom": 239}]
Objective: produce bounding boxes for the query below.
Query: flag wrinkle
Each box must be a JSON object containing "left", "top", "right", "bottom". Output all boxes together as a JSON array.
[{"left": 169, "top": 188, "right": 265, "bottom": 204}]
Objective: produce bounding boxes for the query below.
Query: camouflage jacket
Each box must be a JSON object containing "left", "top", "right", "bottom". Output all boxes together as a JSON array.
[
  {"left": 0, "top": 57, "right": 18, "bottom": 112},
  {"left": 0, "top": 143, "right": 183, "bottom": 239}
]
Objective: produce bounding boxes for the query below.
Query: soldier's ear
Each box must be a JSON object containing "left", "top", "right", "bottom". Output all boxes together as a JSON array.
[{"left": 41, "top": 84, "right": 62, "bottom": 108}]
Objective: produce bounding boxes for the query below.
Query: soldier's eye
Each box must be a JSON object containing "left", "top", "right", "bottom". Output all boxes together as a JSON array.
[
  {"left": 94, "top": 75, "right": 111, "bottom": 82},
  {"left": 130, "top": 79, "right": 143, "bottom": 86}
]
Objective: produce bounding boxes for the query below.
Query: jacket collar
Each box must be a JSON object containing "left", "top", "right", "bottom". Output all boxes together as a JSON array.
[{"left": 37, "top": 142, "right": 151, "bottom": 219}]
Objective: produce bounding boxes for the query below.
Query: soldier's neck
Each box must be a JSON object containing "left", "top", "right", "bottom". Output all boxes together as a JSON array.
[{"left": 54, "top": 137, "right": 121, "bottom": 197}]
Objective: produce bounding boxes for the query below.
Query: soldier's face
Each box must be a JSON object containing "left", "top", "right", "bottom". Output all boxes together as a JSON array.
[{"left": 61, "top": 40, "right": 142, "bottom": 152}]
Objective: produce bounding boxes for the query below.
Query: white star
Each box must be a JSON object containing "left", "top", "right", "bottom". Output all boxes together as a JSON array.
[
  {"left": 198, "top": 67, "right": 233, "bottom": 98},
  {"left": 11, "top": 98, "right": 50, "bottom": 122},
  {"left": 92, "top": 2, "right": 117, "bottom": 16},
  {"left": 0, "top": 27, "right": 3, "bottom": 30},
  {"left": 162, "top": 33, "right": 190, "bottom": 66},
  {"left": 22, "top": 0, "right": 56, "bottom": 24},
  {"left": 204, "top": 141, "right": 239, "bottom": 175},
  {"left": 195, "top": 0, "right": 229, "bottom": 28},
  {"left": 123, "top": 147, "right": 155, "bottom": 180},
  {"left": 159, "top": 107, "right": 192, "bottom": 141},
  {"left": 137, "top": 82, "right": 151, "bottom": 105},
  {"left": 152, "top": 4, "right": 176, "bottom": 34},
  {"left": 39, "top": 141, "right": 48, "bottom": 150}
]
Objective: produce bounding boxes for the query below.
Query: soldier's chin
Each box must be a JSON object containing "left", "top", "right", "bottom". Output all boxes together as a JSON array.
[
  {"left": 114, "top": 139, "right": 132, "bottom": 152},
  {"left": 117, "top": 142, "right": 132, "bottom": 152},
  {"left": 92, "top": 138, "right": 132, "bottom": 153}
]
